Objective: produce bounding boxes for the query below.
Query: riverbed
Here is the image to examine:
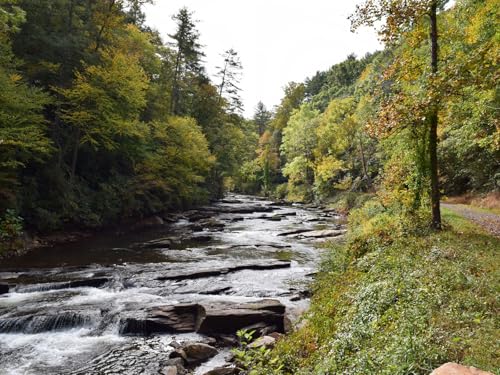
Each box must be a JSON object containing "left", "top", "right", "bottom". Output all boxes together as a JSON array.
[{"left": 0, "top": 195, "right": 343, "bottom": 374}]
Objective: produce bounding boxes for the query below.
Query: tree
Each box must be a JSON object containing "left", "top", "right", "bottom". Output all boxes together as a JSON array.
[
  {"left": 216, "top": 48, "right": 243, "bottom": 114},
  {"left": 253, "top": 101, "right": 272, "bottom": 136},
  {"left": 0, "top": 0, "right": 52, "bottom": 210},
  {"left": 351, "top": 0, "right": 448, "bottom": 229},
  {"left": 169, "top": 7, "right": 205, "bottom": 115},
  {"left": 57, "top": 35, "right": 149, "bottom": 180}
]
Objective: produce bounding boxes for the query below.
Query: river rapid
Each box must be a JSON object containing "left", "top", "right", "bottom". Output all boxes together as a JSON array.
[{"left": 0, "top": 195, "right": 343, "bottom": 375}]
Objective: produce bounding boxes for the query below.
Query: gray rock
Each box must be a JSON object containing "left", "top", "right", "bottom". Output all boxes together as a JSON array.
[
  {"left": 160, "top": 366, "right": 177, "bottom": 375},
  {"left": 248, "top": 335, "right": 276, "bottom": 349},
  {"left": 203, "top": 366, "right": 239, "bottom": 375},
  {"left": 197, "top": 299, "right": 285, "bottom": 335},
  {"left": 0, "top": 284, "right": 9, "bottom": 295},
  {"left": 172, "top": 343, "right": 218, "bottom": 365},
  {"left": 119, "top": 303, "right": 200, "bottom": 335}
]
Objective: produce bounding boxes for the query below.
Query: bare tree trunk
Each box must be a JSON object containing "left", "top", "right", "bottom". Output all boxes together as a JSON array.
[
  {"left": 70, "top": 129, "right": 81, "bottom": 183},
  {"left": 429, "top": 1, "right": 441, "bottom": 229},
  {"left": 358, "top": 134, "right": 371, "bottom": 188}
]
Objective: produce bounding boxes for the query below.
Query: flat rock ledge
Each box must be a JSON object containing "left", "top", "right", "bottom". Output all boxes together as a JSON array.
[
  {"left": 156, "top": 261, "right": 291, "bottom": 281},
  {"left": 120, "top": 299, "right": 285, "bottom": 337}
]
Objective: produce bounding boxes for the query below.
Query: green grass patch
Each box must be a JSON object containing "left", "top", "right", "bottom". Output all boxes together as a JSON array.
[{"left": 253, "top": 206, "right": 500, "bottom": 374}]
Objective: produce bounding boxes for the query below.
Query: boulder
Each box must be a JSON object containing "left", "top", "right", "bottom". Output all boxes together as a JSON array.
[
  {"left": 196, "top": 299, "right": 285, "bottom": 335},
  {"left": 248, "top": 335, "right": 276, "bottom": 349},
  {"left": 0, "top": 284, "right": 9, "bottom": 295},
  {"left": 160, "top": 366, "right": 178, "bottom": 375},
  {"left": 171, "top": 343, "right": 218, "bottom": 366},
  {"left": 203, "top": 366, "right": 239, "bottom": 375},
  {"left": 119, "top": 299, "right": 286, "bottom": 337},
  {"left": 160, "top": 358, "right": 186, "bottom": 375},
  {"left": 430, "top": 363, "right": 494, "bottom": 375},
  {"left": 119, "top": 303, "right": 200, "bottom": 335}
]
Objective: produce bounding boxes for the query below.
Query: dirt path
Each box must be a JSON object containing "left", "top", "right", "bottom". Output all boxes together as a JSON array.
[{"left": 442, "top": 203, "right": 500, "bottom": 238}]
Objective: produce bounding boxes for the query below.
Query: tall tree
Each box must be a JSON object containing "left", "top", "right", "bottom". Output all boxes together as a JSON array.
[
  {"left": 351, "top": 0, "right": 448, "bottom": 229},
  {"left": 169, "top": 7, "right": 205, "bottom": 115},
  {"left": 216, "top": 48, "right": 243, "bottom": 114},
  {"left": 253, "top": 101, "right": 272, "bottom": 136}
]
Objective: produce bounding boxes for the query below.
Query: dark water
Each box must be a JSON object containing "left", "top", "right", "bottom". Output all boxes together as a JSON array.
[{"left": 0, "top": 195, "right": 343, "bottom": 375}]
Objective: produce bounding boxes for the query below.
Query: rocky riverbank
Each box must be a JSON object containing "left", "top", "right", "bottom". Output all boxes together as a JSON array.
[{"left": 0, "top": 195, "right": 346, "bottom": 374}]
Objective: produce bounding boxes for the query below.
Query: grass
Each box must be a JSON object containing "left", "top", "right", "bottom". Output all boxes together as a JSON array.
[{"left": 253, "top": 206, "right": 500, "bottom": 374}]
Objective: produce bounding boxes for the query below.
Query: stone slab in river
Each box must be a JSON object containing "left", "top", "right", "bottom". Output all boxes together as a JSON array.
[{"left": 196, "top": 299, "right": 285, "bottom": 335}]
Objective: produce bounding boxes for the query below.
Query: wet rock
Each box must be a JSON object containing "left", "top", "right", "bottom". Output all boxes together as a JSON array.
[
  {"left": 137, "top": 238, "right": 173, "bottom": 249},
  {"left": 198, "top": 286, "right": 232, "bottom": 295},
  {"left": 214, "top": 334, "right": 239, "bottom": 347},
  {"left": 220, "top": 199, "right": 243, "bottom": 204},
  {"left": 241, "top": 321, "right": 277, "bottom": 337},
  {"left": 187, "top": 211, "right": 215, "bottom": 222},
  {"left": 296, "top": 229, "right": 346, "bottom": 238},
  {"left": 248, "top": 335, "right": 276, "bottom": 349},
  {"left": 197, "top": 299, "right": 285, "bottom": 335},
  {"left": 190, "top": 234, "right": 213, "bottom": 242},
  {"left": 0, "top": 284, "right": 9, "bottom": 295},
  {"left": 157, "top": 261, "right": 291, "bottom": 281},
  {"left": 161, "top": 358, "right": 186, "bottom": 375},
  {"left": 277, "top": 228, "right": 316, "bottom": 237},
  {"left": 430, "top": 363, "right": 494, "bottom": 375},
  {"left": 203, "top": 366, "right": 239, "bottom": 375},
  {"left": 119, "top": 303, "right": 200, "bottom": 335},
  {"left": 160, "top": 366, "right": 177, "bottom": 375},
  {"left": 211, "top": 205, "right": 274, "bottom": 214},
  {"left": 171, "top": 343, "right": 218, "bottom": 366}
]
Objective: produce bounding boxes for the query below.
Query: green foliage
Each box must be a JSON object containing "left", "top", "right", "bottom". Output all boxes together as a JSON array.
[
  {"left": 0, "top": 209, "right": 23, "bottom": 240},
  {"left": 254, "top": 204, "right": 500, "bottom": 374},
  {"left": 232, "top": 330, "right": 284, "bottom": 375}
]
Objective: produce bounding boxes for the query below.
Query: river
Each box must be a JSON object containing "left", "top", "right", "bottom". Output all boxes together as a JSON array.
[{"left": 0, "top": 195, "right": 344, "bottom": 374}]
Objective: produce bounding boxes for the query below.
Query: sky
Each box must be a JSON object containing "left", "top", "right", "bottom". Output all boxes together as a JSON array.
[{"left": 144, "top": 0, "right": 382, "bottom": 118}]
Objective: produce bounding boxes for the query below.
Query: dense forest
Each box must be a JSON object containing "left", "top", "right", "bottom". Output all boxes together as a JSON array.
[
  {"left": 0, "top": 0, "right": 258, "bottom": 239},
  {"left": 0, "top": 0, "right": 497, "bottom": 241},
  {"left": 236, "top": 0, "right": 498, "bottom": 222}
]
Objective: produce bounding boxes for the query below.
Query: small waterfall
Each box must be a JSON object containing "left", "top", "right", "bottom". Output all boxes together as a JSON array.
[
  {"left": 0, "top": 312, "right": 98, "bottom": 334},
  {"left": 16, "top": 278, "right": 110, "bottom": 293}
]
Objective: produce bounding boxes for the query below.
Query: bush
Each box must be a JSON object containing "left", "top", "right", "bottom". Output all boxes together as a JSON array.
[{"left": 0, "top": 209, "right": 24, "bottom": 240}]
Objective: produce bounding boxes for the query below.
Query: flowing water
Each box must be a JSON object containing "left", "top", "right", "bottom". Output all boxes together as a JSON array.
[{"left": 0, "top": 195, "right": 343, "bottom": 375}]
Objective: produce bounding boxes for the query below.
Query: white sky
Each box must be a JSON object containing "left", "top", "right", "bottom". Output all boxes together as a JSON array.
[{"left": 144, "top": 0, "right": 382, "bottom": 118}]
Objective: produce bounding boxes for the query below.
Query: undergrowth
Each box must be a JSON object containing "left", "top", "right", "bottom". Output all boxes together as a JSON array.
[{"left": 249, "top": 203, "right": 500, "bottom": 374}]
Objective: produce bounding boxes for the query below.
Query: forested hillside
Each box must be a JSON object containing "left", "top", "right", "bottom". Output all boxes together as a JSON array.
[
  {"left": 0, "top": 0, "right": 257, "bottom": 238},
  {"left": 237, "top": 0, "right": 498, "bottom": 215}
]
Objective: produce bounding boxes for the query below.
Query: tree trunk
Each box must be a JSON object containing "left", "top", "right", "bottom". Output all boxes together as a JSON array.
[
  {"left": 358, "top": 134, "right": 371, "bottom": 188},
  {"left": 70, "top": 129, "right": 81, "bottom": 183},
  {"left": 429, "top": 2, "right": 441, "bottom": 229}
]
